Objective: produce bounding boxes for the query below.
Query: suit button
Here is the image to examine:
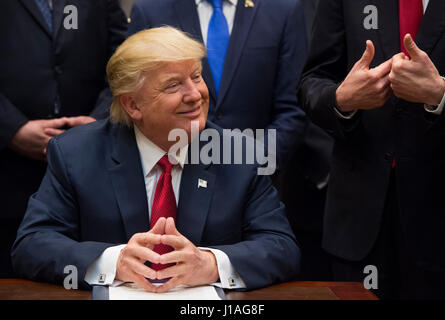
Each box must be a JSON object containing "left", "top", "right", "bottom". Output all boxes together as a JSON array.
[
  {"left": 216, "top": 113, "right": 222, "bottom": 120},
  {"left": 54, "top": 65, "right": 62, "bottom": 75},
  {"left": 384, "top": 152, "right": 393, "bottom": 161}
]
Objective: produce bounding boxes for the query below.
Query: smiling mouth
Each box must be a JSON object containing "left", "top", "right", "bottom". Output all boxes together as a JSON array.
[{"left": 177, "top": 105, "right": 201, "bottom": 118}]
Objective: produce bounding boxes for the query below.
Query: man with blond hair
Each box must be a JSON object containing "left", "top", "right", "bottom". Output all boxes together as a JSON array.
[{"left": 12, "top": 27, "right": 300, "bottom": 292}]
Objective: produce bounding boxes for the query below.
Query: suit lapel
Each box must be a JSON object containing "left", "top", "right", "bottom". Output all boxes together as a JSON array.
[
  {"left": 107, "top": 125, "right": 150, "bottom": 240},
  {"left": 176, "top": 147, "right": 216, "bottom": 245},
  {"left": 52, "top": 0, "right": 68, "bottom": 41},
  {"left": 216, "top": 0, "right": 260, "bottom": 109},
  {"left": 174, "top": 0, "right": 217, "bottom": 101},
  {"left": 19, "top": 0, "right": 52, "bottom": 38},
  {"left": 416, "top": 0, "right": 445, "bottom": 55},
  {"left": 202, "top": 59, "right": 217, "bottom": 105},
  {"left": 374, "top": 0, "right": 400, "bottom": 60}
]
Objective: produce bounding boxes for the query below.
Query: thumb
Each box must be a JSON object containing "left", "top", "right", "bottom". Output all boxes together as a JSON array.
[
  {"left": 150, "top": 217, "right": 166, "bottom": 235},
  {"left": 403, "top": 34, "right": 421, "bottom": 60},
  {"left": 357, "top": 40, "right": 375, "bottom": 69},
  {"left": 164, "top": 217, "right": 180, "bottom": 236}
]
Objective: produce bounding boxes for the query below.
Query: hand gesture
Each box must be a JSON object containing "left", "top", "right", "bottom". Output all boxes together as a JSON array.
[
  {"left": 389, "top": 34, "right": 445, "bottom": 106},
  {"left": 115, "top": 218, "right": 165, "bottom": 292},
  {"left": 155, "top": 217, "right": 219, "bottom": 293},
  {"left": 336, "top": 40, "right": 393, "bottom": 112}
]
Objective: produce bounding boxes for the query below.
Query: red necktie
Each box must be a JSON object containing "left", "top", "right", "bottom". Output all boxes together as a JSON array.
[
  {"left": 150, "top": 155, "right": 177, "bottom": 271},
  {"left": 399, "top": 0, "right": 423, "bottom": 57},
  {"left": 394, "top": 0, "right": 423, "bottom": 168}
]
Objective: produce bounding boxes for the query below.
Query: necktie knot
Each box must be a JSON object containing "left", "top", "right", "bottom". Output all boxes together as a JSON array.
[
  {"left": 209, "top": 0, "right": 223, "bottom": 10},
  {"left": 158, "top": 155, "right": 174, "bottom": 174}
]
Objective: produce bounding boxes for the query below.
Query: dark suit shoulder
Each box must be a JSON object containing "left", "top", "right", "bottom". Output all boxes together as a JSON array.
[
  {"left": 132, "top": 0, "right": 176, "bottom": 15},
  {"left": 53, "top": 118, "right": 111, "bottom": 142},
  {"left": 49, "top": 119, "right": 118, "bottom": 159},
  {"left": 260, "top": 0, "right": 302, "bottom": 12},
  {"left": 203, "top": 121, "right": 273, "bottom": 174}
]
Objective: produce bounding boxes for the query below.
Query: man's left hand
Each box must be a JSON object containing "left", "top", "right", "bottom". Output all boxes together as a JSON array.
[
  {"left": 65, "top": 116, "right": 96, "bottom": 127},
  {"left": 389, "top": 34, "right": 445, "bottom": 106},
  {"left": 43, "top": 116, "right": 96, "bottom": 137},
  {"left": 154, "top": 217, "right": 219, "bottom": 293}
]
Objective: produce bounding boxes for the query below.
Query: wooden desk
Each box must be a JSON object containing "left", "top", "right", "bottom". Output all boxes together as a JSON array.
[{"left": 0, "top": 279, "right": 377, "bottom": 300}]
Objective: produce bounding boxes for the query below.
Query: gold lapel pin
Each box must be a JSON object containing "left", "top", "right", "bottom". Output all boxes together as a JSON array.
[{"left": 245, "top": 0, "right": 254, "bottom": 8}]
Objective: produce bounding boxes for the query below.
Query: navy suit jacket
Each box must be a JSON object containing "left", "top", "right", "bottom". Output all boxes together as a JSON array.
[
  {"left": 0, "top": 0, "right": 127, "bottom": 221},
  {"left": 127, "top": 0, "right": 308, "bottom": 168},
  {"left": 12, "top": 119, "right": 300, "bottom": 290}
]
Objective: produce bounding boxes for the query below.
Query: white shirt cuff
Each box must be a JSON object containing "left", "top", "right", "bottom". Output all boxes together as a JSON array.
[
  {"left": 333, "top": 106, "right": 357, "bottom": 119},
  {"left": 84, "top": 244, "right": 126, "bottom": 287},
  {"left": 198, "top": 247, "right": 246, "bottom": 289},
  {"left": 424, "top": 77, "right": 445, "bottom": 115}
]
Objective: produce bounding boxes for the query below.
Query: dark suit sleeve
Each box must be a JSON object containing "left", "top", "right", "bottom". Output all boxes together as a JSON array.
[
  {"left": 267, "top": 0, "right": 308, "bottom": 167},
  {"left": 90, "top": 0, "right": 128, "bottom": 119},
  {"left": 0, "top": 93, "right": 28, "bottom": 150},
  {"left": 210, "top": 170, "right": 300, "bottom": 290},
  {"left": 298, "top": 0, "right": 360, "bottom": 139},
  {"left": 11, "top": 138, "right": 115, "bottom": 289}
]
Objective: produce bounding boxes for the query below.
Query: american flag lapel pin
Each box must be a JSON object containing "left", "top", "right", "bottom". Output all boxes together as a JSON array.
[{"left": 198, "top": 179, "right": 208, "bottom": 189}]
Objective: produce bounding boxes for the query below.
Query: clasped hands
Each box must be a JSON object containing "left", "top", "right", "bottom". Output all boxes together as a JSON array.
[
  {"left": 336, "top": 34, "right": 445, "bottom": 112},
  {"left": 115, "top": 217, "right": 219, "bottom": 293}
]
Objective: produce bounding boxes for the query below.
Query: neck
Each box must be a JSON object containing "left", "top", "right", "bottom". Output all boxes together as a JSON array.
[{"left": 134, "top": 124, "right": 190, "bottom": 153}]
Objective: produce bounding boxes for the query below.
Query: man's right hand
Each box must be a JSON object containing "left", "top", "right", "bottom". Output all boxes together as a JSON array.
[
  {"left": 115, "top": 217, "right": 165, "bottom": 292},
  {"left": 335, "top": 40, "right": 393, "bottom": 112},
  {"left": 8, "top": 118, "right": 69, "bottom": 161}
]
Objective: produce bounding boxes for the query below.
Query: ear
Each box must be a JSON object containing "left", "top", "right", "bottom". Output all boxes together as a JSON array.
[{"left": 120, "top": 93, "right": 143, "bottom": 121}]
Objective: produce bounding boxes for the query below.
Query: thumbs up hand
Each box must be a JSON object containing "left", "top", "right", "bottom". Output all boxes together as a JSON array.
[
  {"left": 389, "top": 34, "right": 445, "bottom": 105},
  {"left": 336, "top": 40, "right": 393, "bottom": 112}
]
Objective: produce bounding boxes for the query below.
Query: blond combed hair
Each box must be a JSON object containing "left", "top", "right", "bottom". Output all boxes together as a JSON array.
[{"left": 107, "top": 26, "right": 206, "bottom": 126}]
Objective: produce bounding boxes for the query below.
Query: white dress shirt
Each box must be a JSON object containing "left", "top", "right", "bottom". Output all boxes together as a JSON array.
[
  {"left": 195, "top": 0, "right": 237, "bottom": 46},
  {"left": 84, "top": 126, "right": 245, "bottom": 289},
  {"left": 335, "top": 0, "right": 445, "bottom": 119}
]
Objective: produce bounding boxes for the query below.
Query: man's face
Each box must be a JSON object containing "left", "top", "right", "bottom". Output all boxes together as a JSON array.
[{"left": 134, "top": 59, "right": 209, "bottom": 150}]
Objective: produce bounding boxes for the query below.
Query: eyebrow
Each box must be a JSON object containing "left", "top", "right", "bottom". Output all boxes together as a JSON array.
[
  {"left": 159, "top": 74, "right": 182, "bottom": 85},
  {"left": 159, "top": 66, "right": 203, "bottom": 85}
]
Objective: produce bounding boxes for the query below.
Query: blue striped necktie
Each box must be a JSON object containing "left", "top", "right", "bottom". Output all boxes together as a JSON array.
[
  {"left": 34, "top": 0, "right": 53, "bottom": 32},
  {"left": 206, "top": 0, "right": 230, "bottom": 96}
]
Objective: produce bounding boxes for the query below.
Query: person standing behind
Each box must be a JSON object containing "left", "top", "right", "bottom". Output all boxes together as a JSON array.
[
  {"left": 299, "top": 0, "right": 445, "bottom": 299},
  {"left": 280, "top": 0, "right": 334, "bottom": 281},
  {"left": 126, "top": 0, "right": 307, "bottom": 172},
  {"left": 0, "top": 0, "right": 127, "bottom": 277}
]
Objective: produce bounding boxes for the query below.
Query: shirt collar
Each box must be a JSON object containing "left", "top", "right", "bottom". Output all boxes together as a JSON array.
[
  {"left": 134, "top": 125, "right": 188, "bottom": 177},
  {"left": 195, "top": 0, "right": 238, "bottom": 6}
]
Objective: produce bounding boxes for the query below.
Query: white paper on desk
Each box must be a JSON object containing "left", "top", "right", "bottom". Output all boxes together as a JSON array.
[{"left": 109, "top": 283, "right": 222, "bottom": 300}]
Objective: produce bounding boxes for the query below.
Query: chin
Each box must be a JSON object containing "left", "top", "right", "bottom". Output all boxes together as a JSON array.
[
  {"left": 197, "top": 116, "right": 206, "bottom": 131},
  {"left": 178, "top": 117, "right": 206, "bottom": 141}
]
